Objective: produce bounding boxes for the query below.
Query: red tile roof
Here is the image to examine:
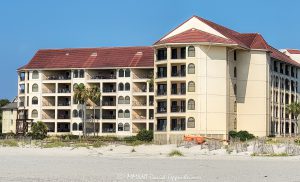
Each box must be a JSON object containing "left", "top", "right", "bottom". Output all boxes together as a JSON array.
[
  {"left": 154, "top": 28, "right": 236, "bottom": 45},
  {"left": 19, "top": 46, "right": 154, "bottom": 70},
  {"left": 287, "top": 49, "right": 300, "bottom": 54},
  {"left": 155, "top": 15, "right": 300, "bottom": 67}
]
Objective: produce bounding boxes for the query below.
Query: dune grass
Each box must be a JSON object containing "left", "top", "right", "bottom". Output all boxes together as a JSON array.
[{"left": 168, "top": 150, "right": 184, "bottom": 157}]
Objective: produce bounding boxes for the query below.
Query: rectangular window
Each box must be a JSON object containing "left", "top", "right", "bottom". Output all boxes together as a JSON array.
[
  {"left": 234, "top": 50, "right": 237, "bottom": 61},
  {"left": 157, "top": 48, "right": 167, "bottom": 61},
  {"left": 180, "top": 47, "right": 186, "bottom": 59},
  {"left": 171, "top": 48, "right": 177, "bottom": 59}
]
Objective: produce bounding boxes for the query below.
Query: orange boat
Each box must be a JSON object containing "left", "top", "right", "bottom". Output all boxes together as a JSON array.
[{"left": 184, "top": 135, "right": 205, "bottom": 144}]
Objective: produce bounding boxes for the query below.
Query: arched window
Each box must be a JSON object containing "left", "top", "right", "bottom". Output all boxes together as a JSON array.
[
  {"left": 118, "top": 83, "right": 124, "bottom": 91},
  {"left": 125, "top": 83, "right": 130, "bottom": 91},
  {"left": 79, "top": 123, "right": 83, "bottom": 131},
  {"left": 125, "top": 69, "right": 130, "bottom": 77},
  {"left": 73, "top": 110, "right": 78, "bottom": 118},
  {"left": 118, "top": 123, "right": 123, "bottom": 131},
  {"left": 188, "top": 63, "right": 195, "bottom": 74},
  {"left": 32, "top": 84, "right": 38, "bottom": 92},
  {"left": 188, "top": 99, "right": 195, "bottom": 110},
  {"left": 72, "top": 123, "right": 78, "bottom": 131},
  {"left": 73, "top": 70, "right": 78, "bottom": 78},
  {"left": 31, "top": 109, "right": 38, "bottom": 118},
  {"left": 234, "top": 118, "right": 237, "bottom": 129},
  {"left": 188, "top": 46, "right": 195, "bottom": 57},
  {"left": 125, "top": 96, "right": 130, "bottom": 104},
  {"left": 188, "top": 81, "right": 195, "bottom": 92},
  {"left": 124, "top": 110, "right": 130, "bottom": 118},
  {"left": 234, "top": 84, "right": 237, "bottom": 95},
  {"left": 124, "top": 123, "right": 130, "bottom": 131},
  {"left": 32, "top": 71, "right": 39, "bottom": 79},
  {"left": 187, "top": 117, "right": 195, "bottom": 128},
  {"left": 234, "top": 101, "right": 237, "bottom": 112},
  {"left": 79, "top": 70, "right": 84, "bottom": 78},
  {"left": 119, "top": 69, "right": 124, "bottom": 77},
  {"left": 118, "top": 96, "right": 124, "bottom": 104},
  {"left": 118, "top": 109, "right": 124, "bottom": 118},
  {"left": 79, "top": 109, "right": 84, "bottom": 118},
  {"left": 32, "top": 97, "right": 38, "bottom": 105},
  {"left": 234, "top": 67, "right": 237, "bottom": 78}
]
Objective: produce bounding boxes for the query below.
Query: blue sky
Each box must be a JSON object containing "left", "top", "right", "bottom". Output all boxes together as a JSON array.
[{"left": 0, "top": 0, "right": 300, "bottom": 100}]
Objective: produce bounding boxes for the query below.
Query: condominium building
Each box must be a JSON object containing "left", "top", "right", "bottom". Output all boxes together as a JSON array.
[
  {"left": 17, "top": 47, "right": 154, "bottom": 136},
  {"left": 16, "top": 15, "right": 300, "bottom": 143}
]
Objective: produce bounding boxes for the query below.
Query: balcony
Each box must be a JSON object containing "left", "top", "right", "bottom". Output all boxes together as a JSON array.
[
  {"left": 42, "top": 83, "right": 56, "bottom": 93},
  {"left": 87, "top": 69, "right": 116, "bottom": 80},
  {"left": 132, "top": 69, "right": 153, "bottom": 79},
  {"left": 58, "top": 83, "right": 71, "bottom": 93},
  {"left": 171, "top": 70, "right": 186, "bottom": 77},
  {"left": 42, "top": 110, "right": 55, "bottom": 119},
  {"left": 132, "top": 109, "right": 147, "bottom": 120},
  {"left": 42, "top": 97, "right": 55, "bottom": 107},
  {"left": 57, "top": 110, "right": 70, "bottom": 119},
  {"left": 156, "top": 48, "right": 167, "bottom": 61},
  {"left": 102, "top": 110, "right": 116, "bottom": 119},
  {"left": 102, "top": 96, "right": 116, "bottom": 106},
  {"left": 102, "top": 83, "right": 116, "bottom": 93},
  {"left": 171, "top": 118, "right": 186, "bottom": 131},
  {"left": 157, "top": 89, "right": 167, "bottom": 96},
  {"left": 102, "top": 123, "right": 116, "bottom": 133},
  {"left": 157, "top": 107, "right": 167, "bottom": 113},
  {"left": 133, "top": 83, "right": 147, "bottom": 93},
  {"left": 45, "top": 75, "right": 70, "bottom": 80},
  {"left": 170, "top": 105, "right": 186, "bottom": 113},
  {"left": 171, "top": 47, "right": 186, "bottom": 60},
  {"left": 157, "top": 119, "right": 167, "bottom": 131}
]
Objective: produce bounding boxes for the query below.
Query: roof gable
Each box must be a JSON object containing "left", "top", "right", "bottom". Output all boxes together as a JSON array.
[
  {"left": 156, "top": 16, "right": 228, "bottom": 44},
  {"left": 155, "top": 28, "right": 236, "bottom": 45}
]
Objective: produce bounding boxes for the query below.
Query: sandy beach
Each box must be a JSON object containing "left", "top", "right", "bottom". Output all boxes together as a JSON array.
[{"left": 0, "top": 145, "right": 300, "bottom": 182}]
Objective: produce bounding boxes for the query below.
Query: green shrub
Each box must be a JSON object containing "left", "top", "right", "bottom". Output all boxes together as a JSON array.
[
  {"left": 136, "top": 129, "right": 153, "bottom": 142},
  {"left": 168, "top": 150, "right": 184, "bottom": 157},
  {"left": 229, "top": 130, "right": 255, "bottom": 142},
  {"left": 28, "top": 121, "right": 48, "bottom": 140}
]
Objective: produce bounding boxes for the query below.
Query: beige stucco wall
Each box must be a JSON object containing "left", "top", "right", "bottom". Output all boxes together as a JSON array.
[
  {"left": 2, "top": 109, "right": 17, "bottom": 133},
  {"left": 236, "top": 50, "right": 270, "bottom": 136}
]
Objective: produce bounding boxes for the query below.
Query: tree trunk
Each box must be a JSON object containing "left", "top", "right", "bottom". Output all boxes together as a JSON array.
[
  {"left": 83, "top": 103, "right": 86, "bottom": 137},
  {"left": 93, "top": 105, "right": 96, "bottom": 136}
]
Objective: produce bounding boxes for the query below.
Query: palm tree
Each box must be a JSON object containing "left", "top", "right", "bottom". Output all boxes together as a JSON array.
[
  {"left": 147, "top": 71, "right": 154, "bottom": 92},
  {"left": 73, "top": 83, "right": 89, "bottom": 136},
  {"left": 286, "top": 102, "right": 300, "bottom": 136},
  {"left": 87, "top": 86, "right": 101, "bottom": 136}
]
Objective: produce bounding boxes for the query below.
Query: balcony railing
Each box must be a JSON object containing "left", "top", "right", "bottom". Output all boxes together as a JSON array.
[
  {"left": 171, "top": 106, "right": 186, "bottom": 113},
  {"left": 156, "top": 72, "right": 167, "bottom": 78},
  {"left": 132, "top": 101, "right": 147, "bottom": 106},
  {"left": 157, "top": 107, "right": 167, "bottom": 113},
  {"left": 90, "top": 74, "right": 116, "bottom": 79},
  {"left": 102, "top": 88, "right": 116, "bottom": 93},
  {"left": 58, "top": 88, "right": 71, "bottom": 93},
  {"left": 133, "top": 87, "right": 147, "bottom": 93},
  {"left": 132, "top": 115, "right": 147, "bottom": 120},
  {"left": 102, "top": 115, "right": 116, "bottom": 119},
  {"left": 102, "top": 128, "right": 116, "bottom": 133},
  {"left": 157, "top": 90, "right": 167, "bottom": 96},
  {"left": 171, "top": 89, "right": 186, "bottom": 95},
  {"left": 43, "top": 89, "right": 55, "bottom": 93},
  {"left": 58, "top": 101, "right": 71, "bottom": 106},
  {"left": 46, "top": 75, "right": 71, "bottom": 80},
  {"left": 102, "top": 101, "right": 116, "bottom": 106},
  {"left": 57, "top": 115, "right": 70, "bottom": 119},
  {"left": 171, "top": 70, "right": 186, "bottom": 77},
  {"left": 132, "top": 73, "right": 152, "bottom": 79}
]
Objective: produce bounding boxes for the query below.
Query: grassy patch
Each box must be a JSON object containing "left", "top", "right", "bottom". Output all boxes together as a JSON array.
[
  {"left": 0, "top": 140, "right": 19, "bottom": 147},
  {"left": 42, "top": 141, "right": 69, "bottom": 148},
  {"left": 251, "top": 153, "right": 289, "bottom": 157},
  {"left": 91, "top": 141, "right": 106, "bottom": 148},
  {"left": 168, "top": 150, "right": 184, "bottom": 157}
]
